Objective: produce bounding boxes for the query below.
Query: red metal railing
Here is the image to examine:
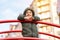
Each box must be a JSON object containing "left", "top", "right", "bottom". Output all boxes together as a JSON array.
[
  {"left": 0, "top": 20, "right": 60, "bottom": 28},
  {"left": 0, "top": 37, "right": 46, "bottom": 40},
  {"left": 0, "top": 20, "right": 60, "bottom": 40}
]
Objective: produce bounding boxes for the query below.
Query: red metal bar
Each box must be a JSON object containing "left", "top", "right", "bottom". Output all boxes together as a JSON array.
[
  {"left": 38, "top": 32, "right": 60, "bottom": 39},
  {"left": 0, "top": 30, "right": 60, "bottom": 39},
  {"left": 0, "top": 37, "right": 47, "bottom": 40},
  {"left": 0, "top": 20, "right": 60, "bottom": 28},
  {"left": 36, "top": 21, "right": 60, "bottom": 28},
  {"left": 0, "top": 30, "right": 22, "bottom": 34},
  {"left": 0, "top": 20, "right": 60, "bottom": 39}
]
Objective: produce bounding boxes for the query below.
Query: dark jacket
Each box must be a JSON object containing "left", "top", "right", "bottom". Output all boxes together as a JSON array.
[{"left": 17, "top": 14, "right": 40, "bottom": 38}]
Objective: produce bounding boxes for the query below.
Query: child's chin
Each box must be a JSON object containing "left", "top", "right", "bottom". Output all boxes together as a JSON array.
[
  {"left": 29, "top": 19, "right": 33, "bottom": 21},
  {"left": 25, "top": 19, "right": 32, "bottom": 21}
]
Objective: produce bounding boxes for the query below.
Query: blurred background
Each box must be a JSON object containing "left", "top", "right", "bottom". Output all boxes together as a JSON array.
[{"left": 0, "top": 0, "right": 60, "bottom": 40}]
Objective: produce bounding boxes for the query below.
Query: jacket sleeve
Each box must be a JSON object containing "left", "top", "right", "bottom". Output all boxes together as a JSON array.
[
  {"left": 17, "top": 14, "right": 25, "bottom": 20},
  {"left": 33, "top": 16, "right": 40, "bottom": 21}
]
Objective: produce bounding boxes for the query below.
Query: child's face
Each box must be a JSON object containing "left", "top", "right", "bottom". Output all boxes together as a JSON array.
[{"left": 25, "top": 10, "right": 33, "bottom": 17}]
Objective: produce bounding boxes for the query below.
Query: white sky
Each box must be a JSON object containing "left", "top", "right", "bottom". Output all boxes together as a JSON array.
[{"left": 0, "top": 0, "right": 33, "bottom": 32}]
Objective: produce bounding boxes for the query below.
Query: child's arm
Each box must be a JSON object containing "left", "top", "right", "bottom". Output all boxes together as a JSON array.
[
  {"left": 17, "top": 14, "right": 25, "bottom": 20},
  {"left": 17, "top": 14, "right": 31, "bottom": 21},
  {"left": 33, "top": 16, "right": 40, "bottom": 21}
]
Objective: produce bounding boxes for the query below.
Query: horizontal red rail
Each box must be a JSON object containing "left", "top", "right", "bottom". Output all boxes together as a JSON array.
[
  {"left": 0, "top": 20, "right": 60, "bottom": 28},
  {"left": 0, "top": 37, "right": 46, "bottom": 40},
  {"left": 0, "top": 30, "right": 60, "bottom": 39},
  {"left": 0, "top": 20, "right": 60, "bottom": 39}
]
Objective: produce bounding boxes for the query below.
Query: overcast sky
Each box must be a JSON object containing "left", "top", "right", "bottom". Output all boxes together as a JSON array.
[{"left": 0, "top": 0, "right": 33, "bottom": 32}]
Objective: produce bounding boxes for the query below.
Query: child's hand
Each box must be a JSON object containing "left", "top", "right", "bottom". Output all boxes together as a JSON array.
[
  {"left": 24, "top": 17, "right": 29, "bottom": 20},
  {"left": 24, "top": 16, "right": 33, "bottom": 21}
]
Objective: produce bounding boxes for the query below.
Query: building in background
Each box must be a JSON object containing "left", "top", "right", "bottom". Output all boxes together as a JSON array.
[
  {"left": 6, "top": 23, "right": 23, "bottom": 38},
  {"left": 57, "top": 0, "right": 60, "bottom": 37},
  {"left": 30, "top": 0, "right": 60, "bottom": 40},
  {"left": 57, "top": 0, "right": 60, "bottom": 23}
]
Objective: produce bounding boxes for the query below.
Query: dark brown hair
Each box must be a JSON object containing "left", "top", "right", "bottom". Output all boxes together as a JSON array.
[{"left": 23, "top": 8, "right": 35, "bottom": 16}]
